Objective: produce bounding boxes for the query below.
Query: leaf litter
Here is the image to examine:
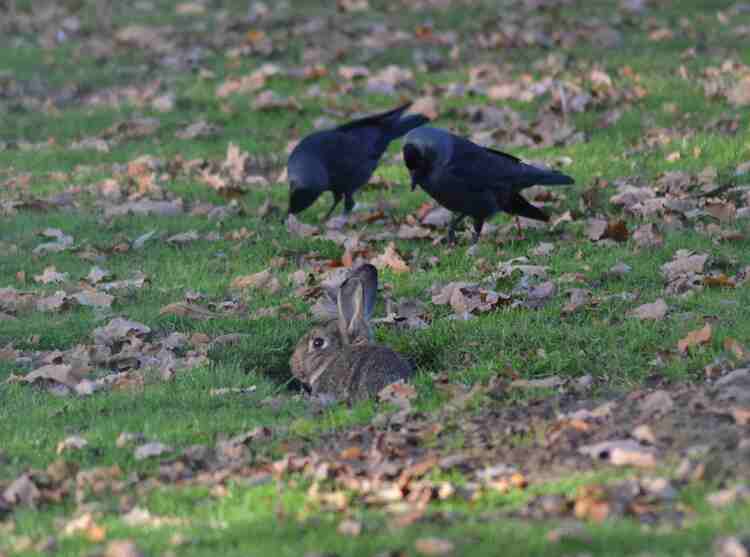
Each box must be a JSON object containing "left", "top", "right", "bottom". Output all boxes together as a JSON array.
[{"left": 2, "top": 0, "right": 750, "bottom": 551}]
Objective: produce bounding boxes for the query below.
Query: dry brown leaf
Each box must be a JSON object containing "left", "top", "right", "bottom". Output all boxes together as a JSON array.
[
  {"left": 562, "top": 288, "right": 591, "bottom": 316},
  {"left": 10, "top": 364, "right": 80, "bottom": 389},
  {"left": 677, "top": 323, "right": 712, "bottom": 353},
  {"left": 511, "top": 376, "right": 564, "bottom": 389},
  {"left": 661, "top": 252, "right": 708, "bottom": 279},
  {"left": 727, "top": 77, "right": 750, "bottom": 107},
  {"left": 725, "top": 405, "right": 750, "bottom": 426},
  {"left": 371, "top": 242, "right": 409, "bottom": 273},
  {"left": 632, "top": 223, "right": 664, "bottom": 248},
  {"left": 410, "top": 96, "right": 440, "bottom": 120},
  {"left": 92, "top": 318, "right": 151, "bottom": 346},
  {"left": 73, "top": 290, "right": 114, "bottom": 308},
  {"left": 57, "top": 435, "right": 88, "bottom": 455},
  {"left": 629, "top": 299, "right": 668, "bottom": 321},
  {"left": 415, "top": 537, "right": 455, "bottom": 556},
  {"left": 105, "top": 199, "right": 183, "bottom": 218},
  {"left": 36, "top": 291, "right": 76, "bottom": 313},
  {"left": 230, "top": 269, "right": 281, "bottom": 293},
  {"left": 223, "top": 142, "right": 248, "bottom": 183},
  {"left": 338, "top": 65, "right": 370, "bottom": 80},
  {"left": 134, "top": 442, "right": 172, "bottom": 460},
  {"left": 167, "top": 230, "right": 200, "bottom": 245},
  {"left": 34, "top": 266, "right": 68, "bottom": 284},
  {"left": 337, "top": 519, "right": 362, "bottom": 536},
  {"left": 3, "top": 474, "right": 41, "bottom": 506},
  {"left": 286, "top": 214, "right": 319, "bottom": 238},
  {"left": 104, "top": 540, "right": 144, "bottom": 557},
  {"left": 378, "top": 381, "right": 417, "bottom": 409},
  {"left": 176, "top": 2, "right": 205, "bottom": 15},
  {"left": 252, "top": 90, "right": 300, "bottom": 111},
  {"left": 724, "top": 338, "right": 750, "bottom": 361},
  {"left": 704, "top": 274, "right": 735, "bottom": 288},
  {"left": 585, "top": 218, "right": 607, "bottom": 241},
  {"left": 86, "top": 266, "right": 111, "bottom": 284},
  {"left": 159, "top": 302, "right": 216, "bottom": 320},
  {"left": 175, "top": 120, "right": 221, "bottom": 140}
]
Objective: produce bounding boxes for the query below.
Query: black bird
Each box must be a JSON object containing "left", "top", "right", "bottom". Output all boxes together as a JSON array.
[
  {"left": 287, "top": 103, "right": 429, "bottom": 219},
  {"left": 403, "top": 126, "right": 574, "bottom": 244}
]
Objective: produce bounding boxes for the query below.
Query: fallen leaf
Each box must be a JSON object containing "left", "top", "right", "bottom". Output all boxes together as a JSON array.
[
  {"left": 661, "top": 253, "right": 708, "bottom": 279},
  {"left": 371, "top": 242, "right": 409, "bottom": 273},
  {"left": 175, "top": 120, "right": 221, "bottom": 140},
  {"left": 105, "top": 199, "right": 183, "bottom": 218},
  {"left": 134, "top": 442, "right": 172, "bottom": 460},
  {"left": 3, "top": 474, "right": 41, "bottom": 506},
  {"left": 562, "top": 288, "right": 591, "bottom": 315},
  {"left": 415, "top": 537, "right": 455, "bottom": 556},
  {"left": 714, "top": 536, "right": 750, "bottom": 557},
  {"left": 57, "top": 435, "right": 88, "bottom": 455},
  {"left": 73, "top": 290, "right": 114, "bottom": 308},
  {"left": 287, "top": 214, "right": 319, "bottom": 238},
  {"left": 677, "top": 323, "right": 712, "bottom": 353},
  {"left": 167, "top": 230, "right": 200, "bottom": 245},
  {"left": 92, "top": 318, "right": 151, "bottom": 346},
  {"left": 511, "top": 376, "right": 564, "bottom": 389},
  {"left": 629, "top": 299, "right": 668, "bottom": 321},
  {"left": 230, "top": 269, "right": 281, "bottom": 293},
  {"left": 585, "top": 218, "right": 607, "bottom": 241},
  {"left": 86, "top": 266, "right": 111, "bottom": 284},
  {"left": 12, "top": 364, "right": 83, "bottom": 389},
  {"left": 159, "top": 302, "right": 216, "bottom": 320},
  {"left": 639, "top": 389, "right": 674, "bottom": 416},
  {"left": 337, "top": 519, "right": 362, "bottom": 536},
  {"left": 36, "top": 291, "right": 75, "bottom": 312},
  {"left": 34, "top": 266, "right": 68, "bottom": 284},
  {"left": 104, "top": 540, "right": 144, "bottom": 557}
]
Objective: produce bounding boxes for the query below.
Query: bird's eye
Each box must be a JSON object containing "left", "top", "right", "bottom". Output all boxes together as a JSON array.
[{"left": 312, "top": 337, "right": 326, "bottom": 349}]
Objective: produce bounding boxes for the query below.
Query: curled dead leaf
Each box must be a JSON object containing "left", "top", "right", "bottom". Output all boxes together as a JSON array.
[
  {"left": 629, "top": 299, "right": 668, "bottom": 321},
  {"left": 677, "top": 323, "right": 712, "bottom": 354},
  {"left": 371, "top": 242, "right": 409, "bottom": 273}
]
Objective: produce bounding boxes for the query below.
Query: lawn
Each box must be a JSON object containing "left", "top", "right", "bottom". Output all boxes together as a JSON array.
[{"left": 1, "top": 0, "right": 750, "bottom": 555}]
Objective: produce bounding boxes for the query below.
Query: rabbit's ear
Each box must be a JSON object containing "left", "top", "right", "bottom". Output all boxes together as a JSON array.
[
  {"left": 337, "top": 276, "right": 368, "bottom": 344},
  {"left": 348, "top": 264, "right": 378, "bottom": 321}
]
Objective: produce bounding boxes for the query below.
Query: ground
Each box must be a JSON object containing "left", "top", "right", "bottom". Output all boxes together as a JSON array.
[{"left": 1, "top": 0, "right": 750, "bottom": 555}]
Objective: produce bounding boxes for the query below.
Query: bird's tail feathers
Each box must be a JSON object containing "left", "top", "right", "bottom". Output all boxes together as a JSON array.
[
  {"left": 387, "top": 113, "right": 431, "bottom": 140},
  {"left": 529, "top": 168, "right": 575, "bottom": 186},
  {"left": 507, "top": 194, "right": 550, "bottom": 222},
  {"left": 336, "top": 102, "right": 412, "bottom": 133}
]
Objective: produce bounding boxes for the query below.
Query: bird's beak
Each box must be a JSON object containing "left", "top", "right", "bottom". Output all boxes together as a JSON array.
[{"left": 288, "top": 187, "right": 320, "bottom": 215}]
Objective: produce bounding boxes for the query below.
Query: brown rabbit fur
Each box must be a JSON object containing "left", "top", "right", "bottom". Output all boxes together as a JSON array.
[{"left": 290, "top": 264, "right": 413, "bottom": 403}]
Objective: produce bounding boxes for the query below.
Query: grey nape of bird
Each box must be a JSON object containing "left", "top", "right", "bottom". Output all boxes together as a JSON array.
[
  {"left": 403, "top": 126, "right": 574, "bottom": 244},
  {"left": 287, "top": 102, "right": 430, "bottom": 220}
]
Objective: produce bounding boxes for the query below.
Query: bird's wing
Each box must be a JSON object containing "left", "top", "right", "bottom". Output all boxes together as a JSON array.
[
  {"left": 319, "top": 132, "right": 372, "bottom": 186},
  {"left": 335, "top": 103, "right": 411, "bottom": 133},
  {"left": 442, "top": 139, "right": 570, "bottom": 192}
]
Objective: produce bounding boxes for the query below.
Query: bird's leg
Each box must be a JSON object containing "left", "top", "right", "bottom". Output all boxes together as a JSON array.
[
  {"left": 343, "top": 194, "right": 355, "bottom": 215},
  {"left": 471, "top": 218, "right": 484, "bottom": 245},
  {"left": 514, "top": 217, "right": 525, "bottom": 241},
  {"left": 447, "top": 214, "right": 465, "bottom": 245},
  {"left": 324, "top": 192, "right": 342, "bottom": 221}
]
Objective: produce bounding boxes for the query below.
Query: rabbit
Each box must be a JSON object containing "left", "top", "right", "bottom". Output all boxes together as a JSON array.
[{"left": 290, "top": 263, "right": 414, "bottom": 403}]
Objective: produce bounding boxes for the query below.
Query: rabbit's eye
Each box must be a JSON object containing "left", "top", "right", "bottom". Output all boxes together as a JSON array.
[{"left": 311, "top": 337, "right": 326, "bottom": 349}]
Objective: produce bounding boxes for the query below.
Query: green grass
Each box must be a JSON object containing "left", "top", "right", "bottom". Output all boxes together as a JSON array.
[{"left": 2, "top": 0, "right": 750, "bottom": 554}]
